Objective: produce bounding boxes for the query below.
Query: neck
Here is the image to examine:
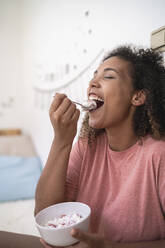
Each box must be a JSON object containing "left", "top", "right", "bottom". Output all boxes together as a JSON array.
[{"left": 105, "top": 125, "right": 138, "bottom": 152}]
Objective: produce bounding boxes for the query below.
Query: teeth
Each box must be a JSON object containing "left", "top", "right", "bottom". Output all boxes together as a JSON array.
[{"left": 89, "top": 96, "right": 104, "bottom": 102}]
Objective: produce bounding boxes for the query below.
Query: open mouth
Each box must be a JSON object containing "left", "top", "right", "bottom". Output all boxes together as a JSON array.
[
  {"left": 89, "top": 96, "right": 104, "bottom": 111},
  {"left": 95, "top": 99, "right": 104, "bottom": 109}
]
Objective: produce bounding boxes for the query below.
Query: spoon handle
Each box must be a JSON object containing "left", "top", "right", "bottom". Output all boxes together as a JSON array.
[
  {"left": 72, "top": 101, "right": 86, "bottom": 108},
  {"left": 72, "top": 100, "right": 97, "bottom": 111}
]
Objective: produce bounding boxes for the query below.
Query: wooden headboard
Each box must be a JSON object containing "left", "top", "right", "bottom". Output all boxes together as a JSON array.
[{"left": 0, "top": 129, "right": 22, "bottom": 136}]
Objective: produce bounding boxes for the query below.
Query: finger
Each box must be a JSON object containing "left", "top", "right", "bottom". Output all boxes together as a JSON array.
[
  {"left": 63, "top": 103, "right": 79, "bottom": 121},
  {"left": 70, "top": 229, "right": 90, "bottom": 243},
  {"left": 71, "top": 108, "right": 80, "bottom": 122},
  {"left": 49, "top": 93, "right": 67, "bottom": 115},
  {"left": 71, "top": 230, "right": 106, "bottom": 248},
  {"left": 54, "top": 97, "right": 73, "bottom": 117}
]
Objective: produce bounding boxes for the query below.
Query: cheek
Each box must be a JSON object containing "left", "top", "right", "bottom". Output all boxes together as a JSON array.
[
  {"left": 104, "top": 86, "right": 121, "bottom": 107},
  {"left": 105, "top": 84, "right": 132, "bottom": 105},
  {"left": 104, "top": 87, "right": 132, "bottom": 121}
]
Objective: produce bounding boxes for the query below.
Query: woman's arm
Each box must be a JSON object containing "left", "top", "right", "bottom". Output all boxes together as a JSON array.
[{"left": 34, "top": 93, "right": 80, "bottom": 215}]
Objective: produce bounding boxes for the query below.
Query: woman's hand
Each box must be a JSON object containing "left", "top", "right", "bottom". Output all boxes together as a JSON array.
[
  {"left": 40, "top": 238, "right": 59, "bottom": 248},
  {"left": 49, "top": 93, "right": 80, "bottom": 146},
  {"left": 40, "top": 228, "right": 115, "bottom": 248},
  {"left": 69, "top": 229, "right": 113, "bottom": 248}
]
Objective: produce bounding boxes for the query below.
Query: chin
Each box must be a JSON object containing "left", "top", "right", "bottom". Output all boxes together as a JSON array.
[{"left": 89, "top": 120, "right": 103, "bottom": 129}]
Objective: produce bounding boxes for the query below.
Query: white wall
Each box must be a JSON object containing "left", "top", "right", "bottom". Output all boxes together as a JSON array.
[
  {"left": 1, "top": 0, "right": 165, "bottom": 164},
  {"left": 0, "top": 0, "right": 24, "bottom": 128}
]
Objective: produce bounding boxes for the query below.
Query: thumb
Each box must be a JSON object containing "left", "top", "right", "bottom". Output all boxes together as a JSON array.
[{"left": 70, "top": 228, "right": 92, "bottom": 242}]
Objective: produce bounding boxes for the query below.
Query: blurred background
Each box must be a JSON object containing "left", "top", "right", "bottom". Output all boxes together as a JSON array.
[
  {"left": 0, "top": 0, "right": 164, "bottom": 163},
  {"left": 0, "top": 0, "right": 164, "bottom": 236}
]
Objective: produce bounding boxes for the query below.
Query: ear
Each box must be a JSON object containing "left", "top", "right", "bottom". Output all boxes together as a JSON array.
[{"left": 131, "top": 90, "right": 146, "bottom": 106}]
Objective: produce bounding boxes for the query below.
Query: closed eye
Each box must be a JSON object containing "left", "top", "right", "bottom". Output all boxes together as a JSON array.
[{"left": 104, "top": 76, "right": 114, "bottom": 79}]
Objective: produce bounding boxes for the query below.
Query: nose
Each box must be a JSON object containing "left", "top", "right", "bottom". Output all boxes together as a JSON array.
[
  {"left": 88, "top": 76, "right": 100, "bottom": 89},
  {"left": 87, "top": 77, "right": 100, "bottom": 96}
]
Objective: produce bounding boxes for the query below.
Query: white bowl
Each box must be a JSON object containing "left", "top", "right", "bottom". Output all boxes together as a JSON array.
[{"left": 35, "top": 202, "right": 91, "bottom": 247}]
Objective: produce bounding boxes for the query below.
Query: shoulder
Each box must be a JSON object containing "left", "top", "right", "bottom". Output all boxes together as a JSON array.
[
  {"left": 142, "top": 136, "right": 165, "bottom": 164},
  {"left": 142, "top": 136, "right": 165, "bottom": 153}
]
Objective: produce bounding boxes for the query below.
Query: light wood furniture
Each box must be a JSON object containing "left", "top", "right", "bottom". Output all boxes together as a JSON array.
[
  {"left": 151, "top": 26, "right": 165, "bottom": 52},
  {"left": 0, "top": 129, "right": 22, "bottom": 136}
]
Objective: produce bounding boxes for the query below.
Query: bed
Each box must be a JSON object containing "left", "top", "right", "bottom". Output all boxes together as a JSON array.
[{"left": 0, "top": 131, "right": 42, "bottom": 236}]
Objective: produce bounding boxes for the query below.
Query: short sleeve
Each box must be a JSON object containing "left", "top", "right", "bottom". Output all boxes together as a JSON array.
[
  {"left": 65, "top": 138, "right": 86, "bottom": 201},
  {"left": 158, "top": 149, "right": 165, "bottom": 214}
]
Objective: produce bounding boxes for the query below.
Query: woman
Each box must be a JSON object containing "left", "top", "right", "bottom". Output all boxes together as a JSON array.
[
  {"left": 1, "top": 45, "right": 164, "bottom": 248},
  {"left": 35, "top": 45, "right": 165, "bottom": 248}
]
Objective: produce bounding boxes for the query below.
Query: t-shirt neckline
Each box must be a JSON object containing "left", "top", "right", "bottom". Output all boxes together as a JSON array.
[{"left": 105, "top": 134, "right": 141, "bottom": 157}]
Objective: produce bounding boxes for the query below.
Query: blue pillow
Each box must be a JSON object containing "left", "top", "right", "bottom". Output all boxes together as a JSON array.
[{"left": 0, "top": 156, "right": 42, "bottom": 202}]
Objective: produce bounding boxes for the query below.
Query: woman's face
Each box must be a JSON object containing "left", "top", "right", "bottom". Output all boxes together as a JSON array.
[{"left": 87, "top": 56, "right": 135, "bottom": 130}]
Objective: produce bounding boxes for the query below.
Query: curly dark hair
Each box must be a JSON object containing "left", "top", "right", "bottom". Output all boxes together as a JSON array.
[{"left": 79, "top": 45, "right": 165, "bottom": 142}]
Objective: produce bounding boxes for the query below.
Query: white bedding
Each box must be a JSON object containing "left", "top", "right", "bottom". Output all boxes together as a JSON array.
[
  {"left": 0, "top": 134, "right": 41, "bottom": 237},
  {"left": 0, "top": 199, "right": 40, "bottom": 237}
]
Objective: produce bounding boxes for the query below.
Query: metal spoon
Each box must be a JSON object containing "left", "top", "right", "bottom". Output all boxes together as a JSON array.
[{"left": 72, "top": 100, "right": 97, "bottom": 111}]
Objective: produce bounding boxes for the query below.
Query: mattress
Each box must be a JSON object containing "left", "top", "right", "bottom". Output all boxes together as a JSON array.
[
  {"left": 0, "top": 134, "right": 41, "bottom": 237},
  {"left": 0, "top": 198, "right": 40, "bottom": 236}
]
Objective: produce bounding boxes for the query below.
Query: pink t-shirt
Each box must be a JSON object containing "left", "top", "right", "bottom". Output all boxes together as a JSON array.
[{"left": 65, "top": 133, "right": 165, "bottom": 243}]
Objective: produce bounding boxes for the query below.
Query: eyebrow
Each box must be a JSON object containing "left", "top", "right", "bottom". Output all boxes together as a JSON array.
[{"left": 94, "top": 67, "right": 119, "bottom": 75}]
